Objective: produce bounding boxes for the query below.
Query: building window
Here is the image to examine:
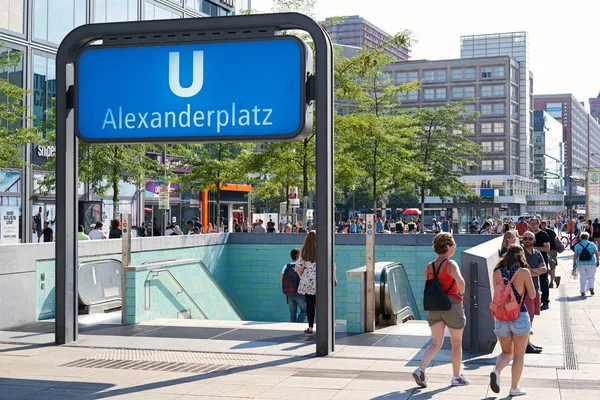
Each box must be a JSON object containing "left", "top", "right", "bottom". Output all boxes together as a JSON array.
[
  {"left": 452, "top": 87, "right": 462, "bottom": 99},
  {"left": 481, "top": 104, "right": 492, "bottom": 115},
  {"left": 33, "top": 52, "right": 56, "bottom": 133},
  {"left": 493, "top": 66, "right": 505, "bottom": 77},
  {"left": 481, "top": 160, "right": 492, "bottom": 171},
  {"left": 464, "top": 105, "right": 475, "bottom": 116},
  {"left": 398, "top": 90, "right": 418, "bottom": 101},
  {"left": 493, "top": 103, "right": 505, "bottom": 115},
  {"left": 482, "top": 122, "right": 492, "bottom": 134},
  {"left": 0, "top": 0, "right": 24, "bottom": 34},
  {"left": 511, "top": 104, "right": 519, "bottom": 119},
  {"left": 494, "top": 85, "right": 504, "bottom": 96},
  {"left": 33, "top": 0, "right": 86, "bottom": 44},
  {"left": 0, "top": 45, "right": 25, "bottom": 132},
  {"left": 494, "top": 159, "right": 504, "bottom": 171},
  {"left": 464, "top": 123, "right": 475, "bottom": 133},
  {"left": 511, "top": 122, "right": 518, "bottom": 138},
  {"left": 511, "top": 67, "right": 518, "bottom": 82},
  {"left": 396, "top": 71, "right": 418, "bottom": 84},
  {"left": 435, "top": 88, "right": 446, "bottom": 99},
  {"left": 464, "top": 68, "right": 475, "bottom": 79},
  {"left": 93, "top": 0, "right": 137, "bottom": 22},
  {"left": 424, "top": 69, "right": 445, "bottom": 82},
  {"left": 511, "top": 141, "right": 518, "bottom": 156},
  {"left": 494, "top": 141, "right": 504, "bottom": 152},
  {"left": 494, "top": 122, "right": 505, "bottom": 134},
  {"left": 145, "top": 1, "right": 182, "bottom": 19},
  {"left": 452, "top": 69, "right": 463, "bottom": 80},
  {"left": 187, "top": 0, "right": 229, "bottom": 16},
  {"left": 424, "top": 88, "right": 435, "bottom": 100},
  {"left": 511, "top": 86, "right": 518, "bottom": 101},
  {"left": 481, "top": 67, "right": 492, "bottom": 78},
  {"left": 464, "top": 86, "right": 475, "bottom": 98},
  {"left": 481, "top": 141, "right": 492, "bottom": 152},
  {"left": 481, "top": 86, "right": 492, "bottom": 97}
]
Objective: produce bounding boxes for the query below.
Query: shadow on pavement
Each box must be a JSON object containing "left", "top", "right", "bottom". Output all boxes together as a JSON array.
[{"left": 0, "top": 378, "right": 113, "bottom": 399}]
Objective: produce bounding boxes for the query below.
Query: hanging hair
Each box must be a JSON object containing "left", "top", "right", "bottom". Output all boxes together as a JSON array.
[
  {"left": 500, "top": 230, "right": 516, "bottom": 251},
  {"left": 301, "top": 231, "right": 317, "bottom": 262},
  {"left": 494, "top": 245, "right": 529, "bottom": 271}
]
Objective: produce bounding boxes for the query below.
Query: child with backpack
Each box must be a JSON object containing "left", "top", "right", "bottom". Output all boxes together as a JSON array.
[
  {"left": 573, "top": 232, "right": 600, "bottom": 297},
  {"left": 413, "top": 233, "right": 470, "bottom": 389},
  {"left": 280, "top": 248, "right": 307, "bottom": 323},
  {"left": 489, "top": 245, "right": 536, "bottom": 397}
]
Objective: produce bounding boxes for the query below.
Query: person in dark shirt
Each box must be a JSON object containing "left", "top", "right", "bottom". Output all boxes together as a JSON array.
[
  {"left": 108, "top": 218, "right": 122, "bottom": 239},
  {"left": 541, "top": 220, "right": 560, "bottom": 289},
  {"left": 529, "top": 218, "right": 550, "bottom": 310},
  {"left": 41, "top": 221, "right": 53, "bottom": 242}
]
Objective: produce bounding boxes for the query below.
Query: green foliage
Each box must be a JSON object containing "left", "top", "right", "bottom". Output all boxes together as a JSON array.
[
  {"left": 0, "top": 49, "right": 39, "bottom": 168},
  {"left": 179, "top": 143, "right": 254, "bottom": 224},
  {"left": 405, "top": 101, "right": 484, "bottom": 223}
]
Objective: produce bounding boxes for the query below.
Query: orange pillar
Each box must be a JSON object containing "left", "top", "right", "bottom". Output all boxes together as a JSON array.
[{"left": 202, "top": 189, "right": 209, "bottom": 233}]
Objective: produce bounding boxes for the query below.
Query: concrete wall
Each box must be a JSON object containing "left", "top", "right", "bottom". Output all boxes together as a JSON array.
[
  {"left": 461, "top": 236, "right": 503, "bottom": 353},
  {"left": 0, "top": 233, "right": 496, "bottom": 330}
]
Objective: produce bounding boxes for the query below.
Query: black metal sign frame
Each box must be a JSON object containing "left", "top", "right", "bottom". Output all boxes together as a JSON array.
[{"left": 55, "top": 12, "right": 335, "bottom": 356}]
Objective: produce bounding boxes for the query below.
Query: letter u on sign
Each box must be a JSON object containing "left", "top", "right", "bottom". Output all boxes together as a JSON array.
[{"left": 169, "top": 51, "right": 204, "bottom": 98}]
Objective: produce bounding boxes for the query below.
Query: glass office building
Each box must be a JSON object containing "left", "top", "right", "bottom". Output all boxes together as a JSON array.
[{"left": 0, "top": 0, "right": 249, "bottom": 243}]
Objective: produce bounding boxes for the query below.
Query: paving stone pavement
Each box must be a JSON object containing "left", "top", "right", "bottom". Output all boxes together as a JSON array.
[{"left": 1, "top": 249, "right": 599, "bottom": 399}]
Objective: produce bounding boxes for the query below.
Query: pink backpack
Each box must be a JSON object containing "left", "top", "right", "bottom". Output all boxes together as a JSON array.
[{"left": 489, "top": 268, "right": 523, "bottom": 321}]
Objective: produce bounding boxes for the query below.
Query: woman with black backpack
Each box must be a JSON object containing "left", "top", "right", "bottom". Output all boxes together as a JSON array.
[{"left": 412, "top": 233, "right": 469, "bottom": 389}]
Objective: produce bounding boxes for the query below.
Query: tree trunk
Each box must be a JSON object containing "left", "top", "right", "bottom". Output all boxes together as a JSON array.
[
  {"left": 302, "top": 138, "right": 309, "bottom": 197},
  {"left": 112, "top": 178, "right": 119, "bottom": 219},
  {"left": 215, "top": 186, "right": 221, "bottom": 232},
  {"left": 372, "top": 173, "right": 377, "bottom": 214}
]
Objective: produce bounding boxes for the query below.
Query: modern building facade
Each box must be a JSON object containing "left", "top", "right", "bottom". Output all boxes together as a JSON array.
[
  {"left": 533, "top": 110, "right": 563, "bottom": 194},
  {"left": 461, "top": 32, "right": 534, "bottom": 179},
  {"left": 0, "top": 0, "right": 249, "bottom": 243},
  {"left": 534, "top": 94, "right": 600, "bottom": 205},
  {"left": 383, "top": 54, "right": 539, "bottom": 227},
  {"left": 322, "top": 15, "right": 410, "bottom": 61}
]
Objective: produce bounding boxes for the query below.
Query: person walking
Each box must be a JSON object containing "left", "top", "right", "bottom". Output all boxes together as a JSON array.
[
  {"left": 41, "top": 221, "right": 53, "bottom": 243},
  {"left": 280, "top": 248, "right": 306, "bottom": 323},
  {"left": 541, "top": 220, "right": 561, "bottom": 288},
  {"left": 77, "top": 225, "right": 90, "bottom": 241},
  {"left": 489, "top": 245, "right": 536, "bottom": 397},
  {"left": 412, "top": 233, "right": 470, "bottom": 388},
  {"left": 529, "top": 218, "right": 550, "bottom": 310},
  {"left": 573, "top": 232, "right": 599, "bottom": 297},
  {"left": 500, "top": 230, "right": 517, "bottom": 256},
  {"left": 521, "top": 231, "right": 546, "bottom": 353},
  {"left": 296, "top": 231, "right": 317, "bottom": 333},
  {"left": 89, "top": 221, "right": 107, "bottom": 240},
  {"left": 108, "top": 218, "right": 122, "bottom": 239},
  {"left": 592, "top": 218, "right": 600, "bottom": 248}
]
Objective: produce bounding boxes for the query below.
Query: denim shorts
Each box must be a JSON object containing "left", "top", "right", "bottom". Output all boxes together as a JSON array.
[{"left": 493, "top": 310, "right": 531, "bottom": 337}]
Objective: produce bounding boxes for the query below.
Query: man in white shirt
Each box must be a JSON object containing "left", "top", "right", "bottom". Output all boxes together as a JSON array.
[{"left": 89, "top": 221, "right": 107, "bottom": 240}]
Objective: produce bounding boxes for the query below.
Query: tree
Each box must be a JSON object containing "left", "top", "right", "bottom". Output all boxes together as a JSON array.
[
  {"left": 179, "top": 143, "right": 253, "bottom": 228},
  {"left": 334, "top": 33, "right": 421, "bottom": 211},
  {"left": 0, "top": 49, "right": 39, "bottom": 168},
  {"left": 406, "top": 102, "right": 483, "bottom": 230}
]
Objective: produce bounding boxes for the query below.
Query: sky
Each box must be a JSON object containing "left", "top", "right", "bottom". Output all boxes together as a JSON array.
[{"left": 249, "top": 0, "right": 600, "bottom": 108}]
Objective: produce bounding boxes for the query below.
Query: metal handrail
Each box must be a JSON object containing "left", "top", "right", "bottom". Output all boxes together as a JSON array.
[{"left": 149, "top": 268, "right": 208, "bottom": 319}]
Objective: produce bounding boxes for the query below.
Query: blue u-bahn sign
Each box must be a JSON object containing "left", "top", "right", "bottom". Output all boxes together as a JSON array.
[{"left": 76, "top": 37, "right": 312, "bottom": 142}]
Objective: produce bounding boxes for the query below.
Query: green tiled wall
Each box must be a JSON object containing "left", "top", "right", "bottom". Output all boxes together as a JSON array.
[
  {"left": 125, "top": 259, "right": 241, "bottom": 324},
  {"left": 346, "top": 274, "right": 362, "bottom": 333},
  {"left": 35, "top": 241, "right": 466, "bottom": 324}
]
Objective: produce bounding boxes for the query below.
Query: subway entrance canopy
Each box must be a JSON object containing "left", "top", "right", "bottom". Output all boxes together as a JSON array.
[{"left": 55, "top": 13, "right": 335, "bottom": 356}]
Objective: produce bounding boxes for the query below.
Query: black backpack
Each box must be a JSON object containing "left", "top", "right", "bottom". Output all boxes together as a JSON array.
[
  {"left": 579, "top": 242, "right": 593, "bottom": 261},
  {"left": 281, "top": 263, "right": 300, "bottom": 296},
  {"left": 423, "top": 260, "right": 455, "bottom": 311}
]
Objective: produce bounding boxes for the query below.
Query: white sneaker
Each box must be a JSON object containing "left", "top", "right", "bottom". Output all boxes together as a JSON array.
[
  {"left": 451, "top": 374, "right": 470, "bottom": 386},
  {"left": 509, "top": 387, "right": 527, "bottom": 396},
  {"left": 489, "top": 370, "right": 500, "bottom": 393},
  {"left": 412, "top": 367, "right": 427, "bottom": 388}
]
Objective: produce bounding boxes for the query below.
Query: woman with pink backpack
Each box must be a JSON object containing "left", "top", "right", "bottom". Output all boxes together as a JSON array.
[{"left": 489, "top": 245, "right": 536, "bottom": 397}]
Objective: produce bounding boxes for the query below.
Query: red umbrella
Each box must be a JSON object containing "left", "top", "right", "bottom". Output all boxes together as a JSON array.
[{"left": 402, "top": 208, "right": 421, "bottom": 215}]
